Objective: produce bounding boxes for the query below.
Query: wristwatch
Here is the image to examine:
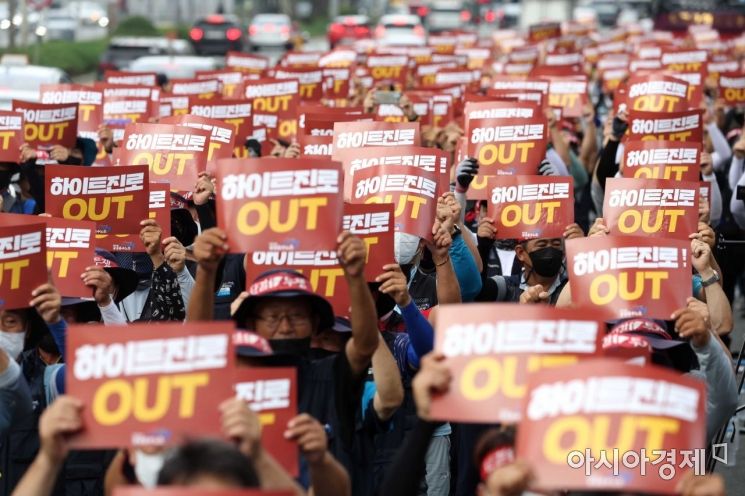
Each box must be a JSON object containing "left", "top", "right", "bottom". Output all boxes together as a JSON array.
[{"left": 701, "top": 270, "right": 720, "bottom": 288}]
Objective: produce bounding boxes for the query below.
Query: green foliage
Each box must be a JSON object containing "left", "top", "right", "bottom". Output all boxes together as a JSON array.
[
  {"left": 112, "top": 15, "right": 159, "bottom": 37},
  {"left": 0, "top": 38, "right": 107, "bottom": 76}
]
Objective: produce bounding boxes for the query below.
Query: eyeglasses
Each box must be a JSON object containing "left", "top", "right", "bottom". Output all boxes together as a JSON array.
[{"left": 256, "top": 312, "right": 311, "bottom": 329}]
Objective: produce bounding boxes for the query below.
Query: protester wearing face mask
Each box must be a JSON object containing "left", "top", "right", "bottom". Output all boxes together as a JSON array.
[
  {"left": 188, "top": 228, "right": 378, "bottom": 488},
  {"left": 475, "top": 218, "right": 582, "bottom": 304}
]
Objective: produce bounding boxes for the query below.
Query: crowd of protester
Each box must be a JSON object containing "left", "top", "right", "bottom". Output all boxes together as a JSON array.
[{"left": 1, "top": 15, "right": 745, "bottom": 496}]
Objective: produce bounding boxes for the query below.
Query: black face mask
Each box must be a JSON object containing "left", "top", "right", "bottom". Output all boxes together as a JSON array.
[
  {"left": 268, "top": 337, "right": 311, "bottom": 359},
  {"left": 528, "top": 247, "right": 564, "bottom": 278}
]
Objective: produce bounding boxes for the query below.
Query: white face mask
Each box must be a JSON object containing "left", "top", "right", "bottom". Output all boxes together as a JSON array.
[
  {"left": 134, "top": 450, "right": 166, "bottom": 489},
  {"left": 394, "top": 232, "right": 421, "bottom": 265},
  {"left": 0, "top": 331, "right": 24, "bottom": 360}
]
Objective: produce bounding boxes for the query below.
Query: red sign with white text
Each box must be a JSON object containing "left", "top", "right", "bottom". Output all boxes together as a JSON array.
[
  {"left": 622, "top": 140, "right": 701, "bottom": 182},
  {"left": 12, "top": 100, "right": 78, "bottom": 149},
  {"left": 0, "top": 111, "right": 24, "bottom": 161},
  {"left": 45, "top": 217, "right": 96, "bottom": 297},
  {"left": 0, "top": 217, "right": 47, "bottom": 310}
]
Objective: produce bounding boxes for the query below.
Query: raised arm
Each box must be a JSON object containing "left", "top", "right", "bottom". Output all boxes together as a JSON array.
[{"left": 187, "top": 228, "right": 229, "bottom": 322}]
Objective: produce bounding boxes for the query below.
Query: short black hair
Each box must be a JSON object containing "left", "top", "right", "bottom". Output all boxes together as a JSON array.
[{"left": 157, "top": 439, "right": 260, "bottom": 488}]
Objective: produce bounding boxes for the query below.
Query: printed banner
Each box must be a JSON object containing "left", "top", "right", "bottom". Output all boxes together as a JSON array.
[
  {"left": 118, "top": 123, "right": 210, "bottom": 192},
  {"left": 0, "top": 111, "right": 24, "bottom": 161},
  {"left": 189, "top": 98, "right": 253, "bottom": 158},
  {"left": 603, "top": 178, "right": 699, "bottom": 240},
  {"left": 334, "top": 145, "right": 449, "bottom": 201},
  {"left": 566, "top": 236, "right": 690, "bottom": 319},
  {"left": 516, "top": 359, "right": 706, "bottom": 494},
  {"left": 160, "top": 114, "right": 235, "bottom": 162},
  {"left": 627, "top": 109, "right": 704, "bottom": 142},
  {"left": 0, "top": 217, "right": 46, "bottom": 310},
  {"left": 225, "top": 51, "right": 270, "bottom": 74},
  {"left": 486, "top": 176, "right": 574, "bottom": 240},
  {"left": 45, "top": 217, "right": 96, "bottom": 297},
  {"left": 626, "top": 74, "right": 690, "bottom": 113},
  {"left": 275, "top": 68, "right": 324, "bottom": 101},
  {"left": 622, "top": 141, "right": 701, "bottom": 182},
  {"left": 243, "top": 79, "right": 299, "bottom": 141},
  {"left": 235, "top": 367, "right": 298, "bottom": 476},
  {"left": 103, "top": 70, "right": 157, "bottom": 86},
  {"left": 298, "top": 133, "right": 333, "bottom": 157},
  {"left": 465, "top": 115, "right": 547, "bottom": 175},
  {"left": 528, "top": 22, "right": 561, "bottom": 43},
  {"left": 718, "top": 72, "right": 745, "bottom": 105},
  {"left": 44, "top": 165, "right": 149, "bottom": 235},
  {"left": 95, "top": 182, "right": 171, "bottom": 252},
  {"left": 12, "top": 100, "right": 78, "bottom": 149},
  {"left": 196, "top": 69, "right": 244, "bottom": 98},
  {"left": 430, "top": 305, "right": 603, "bottom": 423},
  {"left": 365, "top": 54, "right": 409, "bottom": 85},
  {"left": 40, "top": 84, "right": 103, "bottom": 140},
  {"left": 348, "top": 164, "right": 437, "bottom": 239},
  {"left": 67, "top": 322, "right": 235, "bottom": 448},
  {"left": 546, "top": 77, "right": 588, "bottom": 118},
  {"left": 169, "top": 78, "right": 221, "bottom": 98},
  {"left": 331, "top": 121, "right": 420, "bottom": 159},
  {"left": 215, "top": 158, "right": 343, "bottom": 252}
]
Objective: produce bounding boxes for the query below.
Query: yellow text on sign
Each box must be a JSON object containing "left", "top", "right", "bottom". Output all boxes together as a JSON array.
[
  {"left": 542, "top": 414, "right": 680, "bottom": 465},
  {"left": 589, "top": 271, "right": 668, "bottom": 305},
  {"left": 0, "top": 131, "right": 16, "bottom": 148},
  {"left": 501, "top": 202, "right": 560, "bottom": 227},
  {"left": 92, "top": 372, "right": 209, "bottom": 426},
  {"left": 548, "top": 94, "right": 578, "bottom": 108},
  {"left": 25, "top": 123, "right": 69, "bottom": 142},
  {"left": 253, "top": 95, "right": 294, "bottom": 113},
  {"left": 0, "top": 259, "right": 29, "bottom": 289},
  {"left": 365, "top": 195, "right": 426, "bottom": 219},
  {"left": 63, "top": 196, "right": 133, "bottom": 221},
  {"left": 478, "top": 142, "right": 534, "bottom": 167},
  {"left": 47, "top": 251, "right": 78, "bottom": 277},
  {"left": 460, "top": 355, "right": 578, "bottom": 401},
  {"left": 631, "top": 95, "right": 681, "bottom": 113},
  {"left": 632, "top": 166, "right": 689, "bottom": 181},
  {"left": 132, "top": 152, "right": 193, "bottom": 176},
  {"left": 237, "top": 198, "right": 327, "bottom": 235},
  {"left": 617, "top": 209, "right": 685, "bottom": 234}
]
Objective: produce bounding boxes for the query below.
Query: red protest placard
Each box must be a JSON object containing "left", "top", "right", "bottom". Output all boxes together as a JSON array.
[
  {"left": 348, "top": 164, "right": 437, "bottom": 239},
  {"left": 491, "top": 77, "right": 549, "bottom": 96},
  {"left": 0, "top": 217, "right": 47, "bottom": 310},
  {"left": 298, "top": 133, "right": 333, "bottom": 157},
  {"left": 161, "top": 114, "right": 235, "bottom": 162},
  {"left": 169, "top": 78, "right": 221, "bottom": 98},
  {"left": 225, "top": 51, "right": 270, "bottom": 74},
  {"left": 115, "top": 488, "right": 293, "bottom": 496},
  {"left": 622, "top": 140, "right": 701, "bottom": 182},
  {"left": 235, "top": 367, "right": 298, "bottom": 476},
  {"left": 189, "top": 98, "right": 253, "bottom": 158},
  {"left": 275, "top": 68, "right": 324, "bottom": 101},
  {"left": 603, "top": 178, "right": 699, "bottom": 240},
  {"left": 0, "top": 111, "right": 24, "bottom": 161},
  {"left": 331, "top": 121, "right": 420, "bottom": 159},
  {"left": 44, "top": 165, "right": 149, "bottom": 235},
  {"left": 528, "top": 22, "right": 561, "bottom": 43},
  {"left": 546, "top": 77, "right": 588, "bottom": 118},
  {"left": 67, "top": 322, "right": 235, "bottom": 449},
  {"left": 516, "top": 359, "right": 706, "bottom": 494},
  {"left": 661, "top": 49, "right": 708, "bottom": 72},
  {"left": 196, "top": 69, "right": 244, "bottom": 98},
  {"left": 566, "top": 236, "right": 690, "bottom": 319},
  {"left": 486, "top": 176, "right": 574, "bottom": 240},
  {"left": 334, "top": 145, "right": 449, "bottom": 201},
  {"left": 626, "top": 74, "right": 690, "bottom": 113},
  {"left": 627, "top": 109, "right": 704, "bottom": 142},
  {"left": 673, "top": 69, "right": 705, "bottom": 109},
  {"left": 40, "top": 84, "right": 103, "bottom": 140},
  {"left": 365, "top": 54, "right": 409, "bottom": 85},
  {"left": 12, "top": 100, "right": 78, "bottom": 149},
  {"left": 343, "top": 202, "right": 395, "bottom": 280},
  {"left": 95, "top": 182, "right": 171, "bottom": 252},
  {"left": 214, "top": 158, "right": 343, "bottom": 253},
  {"left": 45, "top": 217, "right": 96, "bottom": 297},
  {"left": 243, "top": 79, "right": 299, "bottom": 142},
  {"left": 246, "top": 250, "right": 350, "bottom": 316},
  {"left": 429, "top": 304, "right": 604, "bottom": 423},
  {"left": 103, "top": 97, "right": 153, "bottom": 129},
  {"left": 118, "top": 123, "right": 210, "bottom": 193},
  {"left": 103, "top": 70, "right": 157, "bottom": 86},
  {"left": 719, "top": 72, "right": 745, "bottom": 105},
  {"left": 465, "top": 115, "right": 547, "bottom": 175}
]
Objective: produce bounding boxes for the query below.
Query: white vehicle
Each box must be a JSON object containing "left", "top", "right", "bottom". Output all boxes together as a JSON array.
[
  {"left": 426, "top": 0, "right": 472, "bottom": 33},
  {"left": 43, "top": 9, "right": 77, "bottom": 41},
  {"left": 67, "top": 1, "right": 109, "bottom": 27},
  {"left": 375, "top": 14, "right": 427, "bottom": 46},
  {"left": 127, "top": 55, "right": 218, "bottom": 79},
  {"left": 248, "top": 13, "right": 294, "bottom": 50},
  {"left": 0, "top": 63, "right": 70, "bottom": 108}
]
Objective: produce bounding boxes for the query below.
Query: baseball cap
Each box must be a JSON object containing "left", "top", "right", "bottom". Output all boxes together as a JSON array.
[{"left": 232, "top": 269, "right": 335, "bottom": 331}]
